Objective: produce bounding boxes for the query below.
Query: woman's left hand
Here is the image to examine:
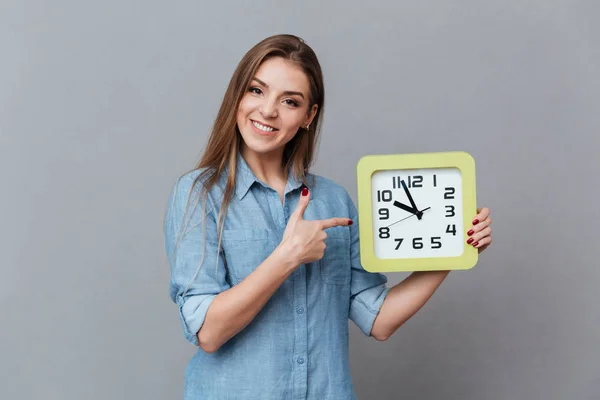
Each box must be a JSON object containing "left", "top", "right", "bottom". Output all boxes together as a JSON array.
[{"left": 467, "top": 207, "right": 492, "bottom": 254}]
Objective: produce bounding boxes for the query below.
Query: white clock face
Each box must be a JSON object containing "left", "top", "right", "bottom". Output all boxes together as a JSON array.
[{"left": 371, "top": 167, "right": 464, "bottom": 259}]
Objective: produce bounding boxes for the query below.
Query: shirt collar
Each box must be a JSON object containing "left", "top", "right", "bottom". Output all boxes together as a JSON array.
[{"left": 234, "top": 153, "right": 304, "bottom": 200}]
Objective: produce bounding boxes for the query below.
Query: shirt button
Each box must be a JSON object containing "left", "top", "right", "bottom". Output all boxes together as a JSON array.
[
  {"left": 296, "top": 307, "right": 304, "bottom": 314},
  {"left": 297, "top": 357, "right": 305, "bottom": 365}
]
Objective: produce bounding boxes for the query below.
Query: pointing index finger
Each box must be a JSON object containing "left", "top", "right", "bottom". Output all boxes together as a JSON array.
[{"left": 320, "top": 218, "right": 353, "bottom": 230}]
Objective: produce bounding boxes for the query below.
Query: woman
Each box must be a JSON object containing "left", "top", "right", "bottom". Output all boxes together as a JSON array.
[{"left": 164, "top": 34, "right": 492, "bottom": 399}]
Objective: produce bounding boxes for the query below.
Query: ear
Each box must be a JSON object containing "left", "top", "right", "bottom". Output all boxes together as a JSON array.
[{"left": 304, "top": 104, "right": 319, "bottom": 128}]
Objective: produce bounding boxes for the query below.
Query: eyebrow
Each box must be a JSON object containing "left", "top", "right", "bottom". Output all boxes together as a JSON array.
[{"left": 251, "top": 77, "right": 305, "bottom": 99}]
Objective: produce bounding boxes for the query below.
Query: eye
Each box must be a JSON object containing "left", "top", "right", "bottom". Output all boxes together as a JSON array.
[
  {"left": 284, "top": 99, "right": 299, "bottom": 108},
  {"left": 248, "top": 87, "right": 262, "bottom": 95}
]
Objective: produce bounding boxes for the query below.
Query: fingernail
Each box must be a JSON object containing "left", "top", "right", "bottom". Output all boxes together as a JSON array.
[
  {"left": 467, "top": 237, "right": 474, "bottom": 244},
  {"left": 348, "top": 219, "right": 353, "bottom": 225},
  {"left": 302, "top": 187, "right": 308, "bottom": 196},
  {"left": 472, "top": 219, "right": 479, "bottom": 225},
  {"left": 472, "top": 241, "right": 479, "bottom": 247},
  {"left": 467, "top": 229, "right": 474, "bottom": 236}
]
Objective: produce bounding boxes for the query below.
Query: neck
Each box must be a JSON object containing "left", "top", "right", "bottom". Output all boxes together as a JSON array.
[{"left": 240, "top": 144, "right": 287, "bottom": 187}]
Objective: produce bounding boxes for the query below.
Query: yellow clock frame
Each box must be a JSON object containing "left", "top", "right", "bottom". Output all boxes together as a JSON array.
[{"left": 356, "top": 151, "right": 478, "bottom": 273}]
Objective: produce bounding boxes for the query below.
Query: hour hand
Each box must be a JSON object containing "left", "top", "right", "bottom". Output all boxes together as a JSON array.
[
  {"left": 393, "top": 201, "right": 419, "bottom": 215},
  {"left": 393, "top": 200, "right": 424, "bottom": 220}
]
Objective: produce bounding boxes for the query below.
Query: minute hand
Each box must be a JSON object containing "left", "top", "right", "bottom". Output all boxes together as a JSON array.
[{"left": 401, "top": 180, "right": 423, "bottom": 219}]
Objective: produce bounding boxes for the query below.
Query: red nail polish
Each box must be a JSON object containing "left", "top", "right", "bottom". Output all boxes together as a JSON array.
[
  {"left": 348, "top": 219, "right": 353, "bottom": 225},
  {"left": 472, "top": 241, "right": 479, "bottom": 247},
  {"left": 467, "top": 238, "right": 474, "bottom": 244},
  {"left": 472, "top": 219, "right": 479, "bottom": 225},
  {"left": 302, "top": 187, "right": 308, "bottom": 196},
  {"left": 467, "top": 229, "right": 474, "bottom": 236}
]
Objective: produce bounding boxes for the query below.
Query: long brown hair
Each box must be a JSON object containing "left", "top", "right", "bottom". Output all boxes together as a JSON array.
[{"left": 176, "top": 34, "right": 326, "bottom": 283}]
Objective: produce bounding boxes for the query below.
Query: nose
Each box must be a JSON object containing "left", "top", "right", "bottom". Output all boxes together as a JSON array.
[{"left": 259, "top": 98, "right": 278, "bottom": 119}]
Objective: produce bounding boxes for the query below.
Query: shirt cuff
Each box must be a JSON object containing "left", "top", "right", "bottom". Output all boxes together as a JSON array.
[
  {"left": 178, "top": 294, "right": 217, "bottom": 346},
  {"left": 349, "top": 286, "right": 391, "bottom": 336}
]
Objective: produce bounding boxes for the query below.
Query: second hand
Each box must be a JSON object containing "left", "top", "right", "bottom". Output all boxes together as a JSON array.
[{"left": 385, "top": 207, "right": 431, "bottom": 229}]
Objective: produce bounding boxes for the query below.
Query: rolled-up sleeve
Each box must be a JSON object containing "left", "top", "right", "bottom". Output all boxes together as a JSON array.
[
  {"left": 345, "top": 192, "right": 391, "bottom": 337},
  {"left": 164, "top": 174, "right": 230, "bottom": 346}
]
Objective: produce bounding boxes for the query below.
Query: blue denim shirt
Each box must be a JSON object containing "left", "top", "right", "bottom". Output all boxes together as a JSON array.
[{"left": 164, "top": 154, "right": 390, "bottom": 400}]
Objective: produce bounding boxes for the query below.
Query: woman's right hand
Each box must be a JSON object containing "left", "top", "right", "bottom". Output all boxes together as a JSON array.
[{"left": 280, "top": 187, "right": 352, "bottom": 266}]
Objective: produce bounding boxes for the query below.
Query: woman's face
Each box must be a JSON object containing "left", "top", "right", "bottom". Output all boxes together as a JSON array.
[{"left": 236, "top": 57, "right": 317, "bottom": 160}]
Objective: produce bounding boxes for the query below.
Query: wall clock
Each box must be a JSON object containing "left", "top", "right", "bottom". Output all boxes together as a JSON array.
[{"left": 356, "top": 151, "right": 478, "bottom": 272}]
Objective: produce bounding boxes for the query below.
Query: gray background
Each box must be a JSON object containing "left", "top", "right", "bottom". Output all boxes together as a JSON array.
[{"left": 1, "top": 0, "right": 598, "bottom": 399}]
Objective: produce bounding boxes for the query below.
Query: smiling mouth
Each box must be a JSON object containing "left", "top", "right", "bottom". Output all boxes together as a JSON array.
[{"left": 251, "top": 120, "right": 278, "bottom": 133}]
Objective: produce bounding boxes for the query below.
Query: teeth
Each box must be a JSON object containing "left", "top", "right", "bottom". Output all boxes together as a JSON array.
[{"left": 252, "top": 121, "right": 275, "bottom": 132}]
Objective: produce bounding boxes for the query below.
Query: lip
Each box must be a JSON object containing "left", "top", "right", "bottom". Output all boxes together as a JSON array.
[{"left": 250, "top": 119, "right": 279, "bottom": 135}]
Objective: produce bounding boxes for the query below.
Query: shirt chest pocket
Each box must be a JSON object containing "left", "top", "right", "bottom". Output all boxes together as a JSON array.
[
  {"left": 320, "top": 226, "right": 351, "bottom": 285},
  {"left": 221, "top": 228, "right": 275, "bottom": 286}
]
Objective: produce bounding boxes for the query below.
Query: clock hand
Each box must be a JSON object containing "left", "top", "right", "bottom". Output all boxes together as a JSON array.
[
  {"left": 401, "top": 180, "right": 423, "bottom": 220},
  {"left": 385, "top": 207, "right": 431, "bottom": 229},
  {"left": 393, "top": 200, "right": 420, "bottom": 215}
]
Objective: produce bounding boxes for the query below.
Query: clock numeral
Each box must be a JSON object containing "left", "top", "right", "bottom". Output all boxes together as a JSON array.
[
  {"left": 378, "top": 208, "right": 389, "bottom": 220},
  {"left": 401, "top": 237, "right": 442, "bottom": 250},
  {"left": 412, "top": 237, "right": 424, "bottom": 249},
  {"left": 411, "top": 175, "right": 423, "bottom": 188},
  {"left": 433, "top": 174, "right": 437, "bottom": 187},
  {"left": 445, "top": 205, "right": 455, "bottom": 217},
  {"left": 392, "top": 175, "right": 423, "bottom": 188},
  {"left": 379, "top": 227, "right": 390, "bottom": 239},
  {"left": 444, "top": 187, "right": 455, "bottom": 199},
  {"left": 377, "top": 190, "right": 392, "bottom": 202},
  {"left": 446, "top": 224, "right": 457, "bottom": 236}
]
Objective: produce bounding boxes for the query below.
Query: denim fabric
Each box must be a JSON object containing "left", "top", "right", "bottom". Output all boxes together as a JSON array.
[{"left": 164, "top": 153, "right": 390, "bottom": 400}]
